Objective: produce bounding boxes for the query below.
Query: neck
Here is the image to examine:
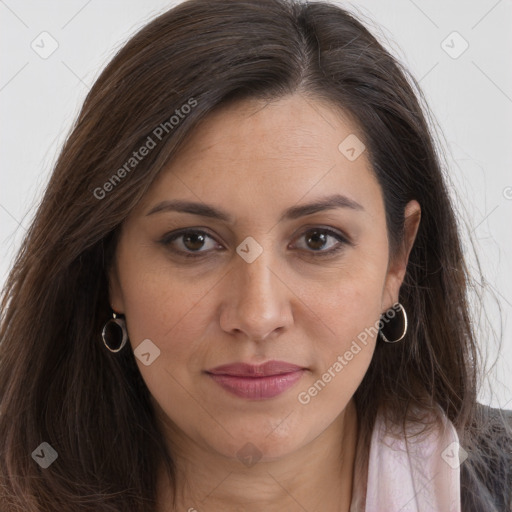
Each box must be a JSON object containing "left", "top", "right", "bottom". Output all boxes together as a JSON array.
[{"left": 156, "top": 399, "right": 359, "bottom": 512}]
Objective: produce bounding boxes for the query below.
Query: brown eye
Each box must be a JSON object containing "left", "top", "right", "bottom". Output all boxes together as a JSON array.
[
  {"left": 160, "top": 226, "right": 350, "bottom": 260},
  {"left": 305, "top": 230, "right": 329, "bottom": 250},
  {"left": 293, "top": 227, "right": 350, "bottom": 256},
  {"left": 182, "top": 232, "right": 207, "bottom": 251},
  {"left": 160, "top": 229, "right": 222, "bottom": 258}
]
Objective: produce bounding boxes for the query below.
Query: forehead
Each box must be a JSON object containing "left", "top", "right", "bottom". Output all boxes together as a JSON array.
[
  {"left": 172, "top": 94, "right": 363, "bottom": 167},
  {"left": 137, "top": 93, "right": 382, "bottom": 220}
]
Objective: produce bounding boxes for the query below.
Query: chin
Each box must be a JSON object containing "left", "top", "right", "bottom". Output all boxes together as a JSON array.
[{"left": 206, "top": 422, "right": 309, "bottom": 464}]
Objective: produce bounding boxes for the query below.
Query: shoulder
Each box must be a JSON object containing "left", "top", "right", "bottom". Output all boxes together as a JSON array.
[{"left": 460, "top": 402, "right": 512, "bottom": 512}]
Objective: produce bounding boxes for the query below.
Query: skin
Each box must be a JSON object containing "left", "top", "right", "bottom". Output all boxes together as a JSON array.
[{"left": 108, "top": 93, "right": 421, "bottom": 511}]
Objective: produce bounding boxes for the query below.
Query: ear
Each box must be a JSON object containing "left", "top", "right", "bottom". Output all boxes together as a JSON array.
[
  {"left": 107, "top": 256, "right": 125, "bottom": 315},
  {"left": 381, "top": 199, "right": 421, "bottom": 311}
]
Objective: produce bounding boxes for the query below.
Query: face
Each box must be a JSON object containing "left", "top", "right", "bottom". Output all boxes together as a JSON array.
[{"left": 109, "top": 93, "right": 420, "bottom": 463}]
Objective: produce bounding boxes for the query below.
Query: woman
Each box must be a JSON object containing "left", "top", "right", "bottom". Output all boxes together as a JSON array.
[{"left": 1, "top": 0, "right": 511, "bottom": 510}]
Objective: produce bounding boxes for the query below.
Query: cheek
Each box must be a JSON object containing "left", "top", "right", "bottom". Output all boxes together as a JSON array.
[
  {"left": 289, "top": 274, "right": 383, "bottom": 433},
  {"left": 295, "top": 239, "right": 388, "bottom": 394},
  {"left": 119, "top": 271, "right": 218, "bottom": 438},
  {"left": 307, "top": 241, "right": 389, "bottom": 344},
  {"left": 120, "top": 264, "right": 219, "bottom": 362}
]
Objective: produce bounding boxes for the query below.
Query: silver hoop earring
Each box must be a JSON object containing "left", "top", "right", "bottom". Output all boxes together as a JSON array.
[
  {"left": 102, "top": 312, "right": 128, "bottom": 353},
  {"left": 379, "top": 302, "right": 408, "bottom": 343}
]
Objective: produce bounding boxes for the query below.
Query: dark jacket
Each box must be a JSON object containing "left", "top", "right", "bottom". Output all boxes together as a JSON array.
[{"left": 460, "top": 404, "right": 512, "bottom": 511}]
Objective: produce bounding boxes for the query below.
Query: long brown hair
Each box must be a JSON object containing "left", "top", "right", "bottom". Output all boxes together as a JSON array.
[{"left": 0, "top": 0, "right": 506, "bottom": 510}]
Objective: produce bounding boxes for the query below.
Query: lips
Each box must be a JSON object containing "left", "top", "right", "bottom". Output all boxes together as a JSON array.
[
  {"left": 205, "top": 360, "right": 306, "bottom": 400},
  {"left": 207, "top": 360, "right": 304, "bottom": 377}
]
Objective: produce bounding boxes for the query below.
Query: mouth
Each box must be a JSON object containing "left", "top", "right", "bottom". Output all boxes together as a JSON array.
[{"left": 205, "top": 360, "right": 306, "bottom": 400}]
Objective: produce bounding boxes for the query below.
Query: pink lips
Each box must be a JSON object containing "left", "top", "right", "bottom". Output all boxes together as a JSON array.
[{"left": 205, "top": 361, "right": 306, "bottom": 400}]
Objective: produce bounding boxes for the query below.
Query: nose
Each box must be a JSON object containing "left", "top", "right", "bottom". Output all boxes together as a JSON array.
[{"left": 219, "top": 246, "right": 294, "bottom": 342}]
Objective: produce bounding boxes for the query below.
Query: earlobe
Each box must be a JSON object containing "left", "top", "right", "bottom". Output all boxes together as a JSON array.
[{"left": 107, "top": 261, "right": 125, "bottom": 314}]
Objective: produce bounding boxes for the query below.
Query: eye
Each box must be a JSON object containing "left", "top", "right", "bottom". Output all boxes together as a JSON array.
[
  {"left": 292, "top": 227, "right": 350, "bottom": 256},
  {"left": 159, "top": 229, "right": 222, "bottom": 258},
  {"left": 159, "top": 226, "right": 351, "bottom": 260}
]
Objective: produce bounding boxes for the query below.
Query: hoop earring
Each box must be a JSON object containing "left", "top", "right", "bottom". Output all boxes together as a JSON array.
[
  {"left": 102, "top": 312, "right": 128, "bottom": 353},
  {"left": 379, "top": 302, "right": 408, "bottom": 343}
]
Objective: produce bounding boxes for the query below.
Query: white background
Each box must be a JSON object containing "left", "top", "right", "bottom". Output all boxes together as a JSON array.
[{"left": 1, "top": 0, "right": 511, "bottom": 409}]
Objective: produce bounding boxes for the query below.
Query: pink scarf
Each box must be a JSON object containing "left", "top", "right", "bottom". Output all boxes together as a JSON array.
[{"left": 350, "top": 407, "right": 462, "bottom": 511}]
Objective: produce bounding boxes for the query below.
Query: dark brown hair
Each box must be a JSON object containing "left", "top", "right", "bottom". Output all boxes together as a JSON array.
[{"left": 1, "top": 0, "right": 509, "bottom": 510}]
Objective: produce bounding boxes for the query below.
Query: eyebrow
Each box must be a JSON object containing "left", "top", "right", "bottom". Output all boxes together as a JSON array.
[{"left": 146, "top": 193, "right": 364, "bottom": 223}]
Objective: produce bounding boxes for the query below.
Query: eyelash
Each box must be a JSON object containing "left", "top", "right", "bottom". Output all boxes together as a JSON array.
[{"left": 159, "top": 227, "right": 351, "bottom": 259}]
